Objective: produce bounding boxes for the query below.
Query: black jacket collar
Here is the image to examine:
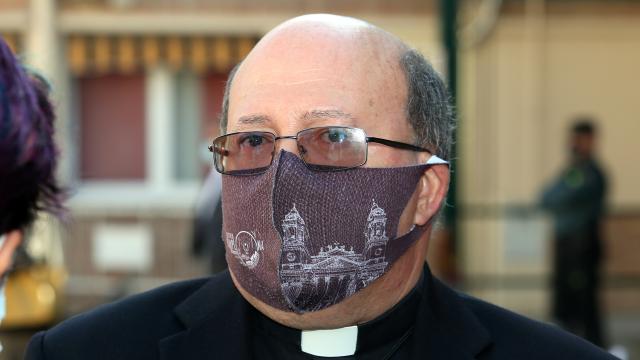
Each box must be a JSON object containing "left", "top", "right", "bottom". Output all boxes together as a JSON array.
[
  {"left": 158, "top": 265, "right": 491, "bottom": 359},
  {"left": 410, "top": 266, "right": 492, "bottom": 358},
  {"left": 158, "top": 270, "right": 252, "bottom": 360}
]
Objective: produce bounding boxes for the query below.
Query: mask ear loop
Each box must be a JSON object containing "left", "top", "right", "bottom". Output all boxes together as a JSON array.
[
  {"left": 426, "top": 155, "right": 449, "bottom": 165},
  {"left": 409, "top": 154, "right": 449, "bottom": 231},
  {"left": 395, "top": 155, "right": 450, "bottom": 237}
]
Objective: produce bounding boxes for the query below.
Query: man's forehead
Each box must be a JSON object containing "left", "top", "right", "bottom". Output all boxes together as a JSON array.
[
  {"left": 235, "top": 15, "right": 405, "bottom": 82},
  {"left": 226, "top": 14, "right": 411, "bottom": 137}
]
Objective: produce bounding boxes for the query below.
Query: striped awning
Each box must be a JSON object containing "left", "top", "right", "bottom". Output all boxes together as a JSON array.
[
  {"left": 67, "top": 35, "right": 259, "bottom": 75},
  {"left": 2, "top": 33, "right": 258, "bottom": 74}
]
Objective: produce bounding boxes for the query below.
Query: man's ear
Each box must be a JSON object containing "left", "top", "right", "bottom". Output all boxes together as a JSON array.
[
  {"left": 0, "top": 229, "right": 22, "bottom": 276},
  {"left": 413, "top": 164, "right": 450, "bottom": 226}
]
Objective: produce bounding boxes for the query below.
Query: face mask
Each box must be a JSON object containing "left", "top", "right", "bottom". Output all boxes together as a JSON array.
[{"left": 222, "top": 151, "right": 447, "bottom": 313}]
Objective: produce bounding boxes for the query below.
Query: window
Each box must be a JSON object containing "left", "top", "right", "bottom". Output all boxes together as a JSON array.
[{"left": 79, "top": 74, "right": 146, "bottom": 180}]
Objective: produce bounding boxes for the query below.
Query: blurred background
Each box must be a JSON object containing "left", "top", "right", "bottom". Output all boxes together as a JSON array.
[{"left": 0, "top": 0, "right": 639, "bottom": 358}]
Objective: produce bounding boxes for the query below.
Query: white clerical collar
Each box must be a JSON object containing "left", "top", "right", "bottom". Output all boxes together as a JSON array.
[{"left": 300, "top": 325, "right": 358, "bottom": 357}]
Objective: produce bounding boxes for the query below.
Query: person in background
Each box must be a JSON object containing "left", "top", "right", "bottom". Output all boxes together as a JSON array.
[
  {"left": 191, "top": 169, "right": 227, "bottom": 273},
  {"left": 0, "top": 38, "right": 63, "bottom": 327},
  {"left": 541, "top": 119, "right": 607, "bottom": 347}
]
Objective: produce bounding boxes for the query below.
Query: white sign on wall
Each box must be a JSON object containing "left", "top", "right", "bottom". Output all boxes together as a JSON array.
[{"left": 92, "top": 224, "right": 153, "bottom": 272}]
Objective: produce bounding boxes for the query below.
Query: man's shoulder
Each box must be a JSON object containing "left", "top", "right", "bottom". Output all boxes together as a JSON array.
[
  {"left": 26, "top": 271, "right": 234, "bottom": 360},
  {"left": 50, "top": 276, "right": 208, "bottom": 333},
  {"left": 458, "top": 292, "right": 615, "bottom": 359}
]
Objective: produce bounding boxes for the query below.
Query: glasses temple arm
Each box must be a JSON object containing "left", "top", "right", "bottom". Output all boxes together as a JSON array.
[
  {"left": 208, "top": 145, "right": 229, "bottom": 156},
  {"left": 366, "top": 137, "right": 432, "bottom": 153}
]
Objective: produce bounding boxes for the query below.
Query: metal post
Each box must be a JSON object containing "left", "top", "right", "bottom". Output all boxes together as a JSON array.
[{"left": 440, "top": 0, "right": 459, "bottom": 265}]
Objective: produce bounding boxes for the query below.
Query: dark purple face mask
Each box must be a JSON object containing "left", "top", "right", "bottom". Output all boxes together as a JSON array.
[{"left": 222, "top": 150, "right": 445, "bottom": 313}]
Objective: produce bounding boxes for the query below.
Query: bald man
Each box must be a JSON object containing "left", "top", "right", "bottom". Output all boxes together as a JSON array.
[{"left": 26, "top": 15, "right": 614, "bottom": 360}]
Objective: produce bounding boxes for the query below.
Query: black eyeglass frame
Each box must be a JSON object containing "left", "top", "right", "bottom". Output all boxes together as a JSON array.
[{"left": 207, "top": 126, "right": 435, "bottom": 174}]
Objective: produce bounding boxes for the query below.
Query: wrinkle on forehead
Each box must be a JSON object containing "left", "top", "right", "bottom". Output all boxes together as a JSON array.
[
  {"left": 268, "top": 67, "right": 327, "bottom": 86},
  {"left": 249, "top": 65, "right": 330, "bottom": 87},
  {"left": 259, "top": 78, "right": 329, "bottom": 87}
]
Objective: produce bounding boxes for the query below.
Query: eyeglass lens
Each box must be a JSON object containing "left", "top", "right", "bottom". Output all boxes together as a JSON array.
[
  {"left": 297, "top": 127, "right": 367, "bottom": 170},
  {"left": 213, "top": 132, "right": 276, "bottom": 174},
  {"left": 213, "top": 127, "right": 369, "bottom": 174}
]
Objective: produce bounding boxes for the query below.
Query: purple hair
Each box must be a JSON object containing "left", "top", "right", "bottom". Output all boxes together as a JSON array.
[{"left": 0, "top": 38, "right": 63, "bottom": 234}]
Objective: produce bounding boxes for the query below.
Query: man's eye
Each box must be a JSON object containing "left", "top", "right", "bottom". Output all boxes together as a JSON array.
[
  {"left": 325, "top": 129, "right": 349, "bottom": 143},
  {"left": 240, "top": 135, "right": 265, "bottom": 147}
]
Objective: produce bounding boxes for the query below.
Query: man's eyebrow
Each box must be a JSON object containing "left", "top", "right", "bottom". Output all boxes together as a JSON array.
[
  {"left": 237, "top": 114, "right": 271, "bottom": 125},
  {"left": 301, "top": 109, "right": 354, "bottom": 124},
  {"left": 235, "top": 110, "right": 353, "bottom": 129}
]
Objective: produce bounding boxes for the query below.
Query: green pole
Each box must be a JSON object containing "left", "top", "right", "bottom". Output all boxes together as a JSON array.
[{"left": 440, "top": 0, "right": 459, "bottom": 259}]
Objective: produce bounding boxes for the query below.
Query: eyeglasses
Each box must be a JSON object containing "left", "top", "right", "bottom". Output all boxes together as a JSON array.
[{"left": 208, "top": 126, "right": 434, "bottom": 175}]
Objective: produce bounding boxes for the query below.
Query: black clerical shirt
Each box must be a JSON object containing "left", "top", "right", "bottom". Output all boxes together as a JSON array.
[{"left": 250, "top": 274, "right": 423, "bottom": 359}]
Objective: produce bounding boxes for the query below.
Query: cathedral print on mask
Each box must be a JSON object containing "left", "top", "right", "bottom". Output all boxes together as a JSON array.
[{"left": 278, "top": 200, "right": 390, "bottom": 312}]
